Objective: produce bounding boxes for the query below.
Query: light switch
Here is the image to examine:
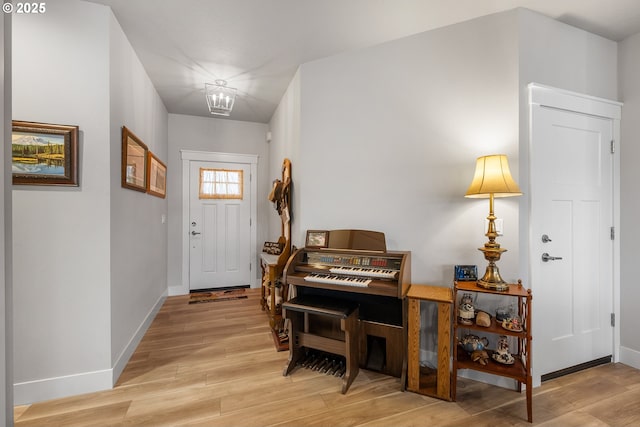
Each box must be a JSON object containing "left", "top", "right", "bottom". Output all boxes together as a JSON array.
[{"left": 161, "top": 214, "right": 166, "bottom": 224}]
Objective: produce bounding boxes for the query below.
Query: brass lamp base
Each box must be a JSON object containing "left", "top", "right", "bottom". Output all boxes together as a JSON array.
[{"left": 477, "top": 262, "right": 509, "bottom": 292}]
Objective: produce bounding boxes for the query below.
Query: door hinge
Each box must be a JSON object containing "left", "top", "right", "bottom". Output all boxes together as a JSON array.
[
  {"left": 611, "top": 140, "right": 615, "bottom": 154},
  {"left": 611, "top": 312, "right": 615, "bottom": 327},
  {"left": 610, "top": 226, "right": 615, "bottom": 240}
]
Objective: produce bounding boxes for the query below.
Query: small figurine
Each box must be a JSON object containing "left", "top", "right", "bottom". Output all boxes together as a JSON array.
[
  {"left": 471, "top": 350, "right": 489, "bottom": 365},
  {"left": 458, "top": 293, "right": 475, "bottom": 325},
  {"left": 492, "top": 335, "right": 515, "bottom": 364}
]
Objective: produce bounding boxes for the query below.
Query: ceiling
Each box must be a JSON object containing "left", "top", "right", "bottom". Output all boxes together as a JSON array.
[{"left": 85, "top": 0, "right": 640, "bottom": 124}]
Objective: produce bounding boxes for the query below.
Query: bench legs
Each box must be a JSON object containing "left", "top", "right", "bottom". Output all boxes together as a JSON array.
[
  {"left": 283, "top": 308, "right": 360, "bottom": 394},
  {"left": 283, "top": 310, "right": 305, "bottom": 376},
  {"left": 341, "top": 311, "right": 359, "bottom": 394}
]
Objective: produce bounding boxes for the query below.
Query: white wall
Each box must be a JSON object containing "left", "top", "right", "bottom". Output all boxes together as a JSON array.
[
  {"left": 1, "top": 11, "right": 13, "bottom": 425},
  {"left": 619, "top": 31, "right": 640, "bottom": 368},
  {"left": 12, "top": 0, "right": 112, "bottom": 403},
  {"left": 295, "top": 10, "right": 521, "bottom": 286},
  {"left": 12, "top": 0, "right": 170, "bottom": 404},
  {"left": 267, "top": 70, "right": 301, "bottom": 244},
  {"left": 108, "top": 10, "right": 169, "bottom": 379},
  {"left": 167, "top": 114, "right": 269, "bottom": 295}
]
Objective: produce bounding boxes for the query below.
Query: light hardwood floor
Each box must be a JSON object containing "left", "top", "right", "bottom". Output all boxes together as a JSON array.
[{"left": 14, "top": 289, "right": 640, "bottom": 426}]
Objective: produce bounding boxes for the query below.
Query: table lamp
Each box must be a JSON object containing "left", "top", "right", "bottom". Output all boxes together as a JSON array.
[{"left": 465, "top": 154, "right": 522, "bottom": 291}]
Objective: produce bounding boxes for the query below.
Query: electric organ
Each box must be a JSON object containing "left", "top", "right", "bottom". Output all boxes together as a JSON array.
[{"left": 283, "top": 229, "right": 411, "bottom": 378}]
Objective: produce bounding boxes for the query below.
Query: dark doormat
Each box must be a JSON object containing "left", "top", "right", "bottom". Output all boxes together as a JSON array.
[{"left": 188, "top": 287, "right": 248, "bottom": 304}]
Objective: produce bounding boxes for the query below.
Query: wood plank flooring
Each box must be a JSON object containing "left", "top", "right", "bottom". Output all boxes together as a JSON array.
[{"left": 14, "top": 289, "right": 640, "bottom": 426}]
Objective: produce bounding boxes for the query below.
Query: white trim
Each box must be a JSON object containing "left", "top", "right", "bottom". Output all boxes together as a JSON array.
[
  {"left": 529, "top": 83, "right": 622, "bottom": 119},
  {"left": 178, "top": 150, "right": 258, "bottom": 295},
  {"left": 528, "top": 83, "right": 621, "bottom": 387},
  {"left": 112, "top": 291, "right": 167, "bottom": 383},
  {"left": 14, "top": 369, "right": 112, "bottom": 406},
  {"left": 14, "top": 290, "right": 167, "bottom": 405},
  {"left": 620, "top": 346, "right": 640, "bottom": 370}
]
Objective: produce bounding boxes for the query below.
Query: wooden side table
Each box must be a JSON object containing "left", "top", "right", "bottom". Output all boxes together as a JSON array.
[{"left": 406, "top": 284, "right": 453, "bottom": 401}]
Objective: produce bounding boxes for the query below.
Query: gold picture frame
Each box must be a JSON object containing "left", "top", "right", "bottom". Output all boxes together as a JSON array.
[
  {"left": 121, "top": 126, "right": 148, "bottom": 192},
  {"left": 12, "top": 120, "right": 79, "bottom": 186},
  {"left": 147, "top": 151, "right": 167, "bottom": 198}
]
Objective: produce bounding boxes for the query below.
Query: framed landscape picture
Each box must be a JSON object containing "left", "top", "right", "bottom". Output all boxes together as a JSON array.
[
  {"left": 12, "top": 120, "right": 79, "bottom": 186},
  {"left": 121, "top": 126, "right": 148, "bottom": 192},
  {"left": 147, "top": 151, "right": 167, "bottom": 198}
]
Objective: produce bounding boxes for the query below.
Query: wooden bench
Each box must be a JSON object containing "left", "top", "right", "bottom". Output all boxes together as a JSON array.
[{"left": 282, "top": 295, "right": 360, "bottom": 394}]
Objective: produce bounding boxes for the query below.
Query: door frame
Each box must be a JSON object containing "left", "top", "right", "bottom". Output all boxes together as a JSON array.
[
  {"left": 527, "top": 83, "right": 622, "bottom": 387},
  {"left": 180, "top": 150, "right": 258, "bottom": 292}
]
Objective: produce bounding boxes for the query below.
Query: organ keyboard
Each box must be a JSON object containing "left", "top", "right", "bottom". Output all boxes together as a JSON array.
[
  {"left": 304, "top": 272, "right": 372, "bottom": 287},
  {"left": 328, "top": 266, "right": 398, "bottom": 280},
  {"left": 283, "top": 229, "right": 411, "bottom": 379}
]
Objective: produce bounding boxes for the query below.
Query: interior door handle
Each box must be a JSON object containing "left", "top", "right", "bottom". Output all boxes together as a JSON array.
[
  {"left": 541, "top": 252, "right": 563, "bottom": 262},
  {"left": 191, "top": 231, "right": 201, "bottom": 236}
]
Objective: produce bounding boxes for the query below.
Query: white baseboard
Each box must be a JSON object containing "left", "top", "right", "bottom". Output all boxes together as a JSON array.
[
  {"left": 620, "top": 345, "right": 640, "bottom": 370},
  {"left": 112, "top": 290, "right": 167, "bottom": 383},
  {"left": 14, "top": 369, "right": 112, "bottom": 406},
  {"left": 14, "top": 291, "right": 168, "bottom": 405}
]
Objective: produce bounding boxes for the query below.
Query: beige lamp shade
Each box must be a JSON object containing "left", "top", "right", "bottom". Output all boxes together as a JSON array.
[{"left": 465, "top": 154, "right": 522, "bottom": 198}]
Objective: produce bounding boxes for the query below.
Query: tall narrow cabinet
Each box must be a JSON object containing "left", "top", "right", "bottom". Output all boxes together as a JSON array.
[{"left": 452, "top": 280, "right": 532, "bottom": 423}]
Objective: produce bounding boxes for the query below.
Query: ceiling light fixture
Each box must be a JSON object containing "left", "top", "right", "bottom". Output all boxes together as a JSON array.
[{"left": 205, "top": 80, "right": 237, "bottom": 116}]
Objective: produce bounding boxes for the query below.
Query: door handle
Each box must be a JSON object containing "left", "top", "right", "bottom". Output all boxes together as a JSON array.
[
  {"left": 191, "top": 231, "right": 201, "bottom": 236},
  {"left": 541, "top": 252, "right": 563, "bottom": 262}
]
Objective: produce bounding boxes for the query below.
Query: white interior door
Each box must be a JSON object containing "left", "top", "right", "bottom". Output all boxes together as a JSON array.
[
  {"left": 189, "top": 160, "right": 251, "bottom": 290},
  {"left": 530, "top": 97, "right": 615, "bottom": 380}
]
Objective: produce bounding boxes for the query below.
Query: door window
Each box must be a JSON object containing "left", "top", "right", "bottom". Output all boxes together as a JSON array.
[{"left": 199, "top": 168, "right": 243, "bottom": 199}]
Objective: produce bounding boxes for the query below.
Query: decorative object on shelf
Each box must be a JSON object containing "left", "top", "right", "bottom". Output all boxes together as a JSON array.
[
  {"left": 455, "top": 265, "right": 478, "bottom": 281},
  {"left": 12, "top": 120, "right": 79, "bottom": 186},
  {"left": 492, "top": 335, "right": 515, "bottom": 365},
  {"left": 205, "top": 79, "right": 237, "bottom": 116},
  {"left": 457, "top": 292, "right": 475, "bottom": 325},
  {"left": 465, "top": 154, "right": 522, "bottom": 291},
  {"left": 121, "top": 126, "right": 149, "bottom": 192},
  {"left": 476, "top": 310, "right": 491, "bottom": 327},
  {"left": 495, "top": 305, "right": 512, "bottom": 321},
  {"left": 471, "top": 350, "right": 489, "bottom": 365},
  {"left": 147, "top": 151, "right": 167, "bottom": 198},
  {"left": 460, "top": 334, "right": 489, "bottom": 353},
  {"left": 501, "top": 316, "right": 523, "bottom": 332}
]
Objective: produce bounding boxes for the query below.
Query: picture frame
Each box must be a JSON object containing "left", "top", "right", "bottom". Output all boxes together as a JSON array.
[
  {"left": 146, "top": 151, "right": 167, "bottom": 198},
  {"left": 262, "top": 241, "right": 283, "bottom": 255},
  {"left": 121, "top": 126, "right": 148, "bottom": 192},
  {"left": 12, "top": 120, "right": 79, "bottom": 186},
  {"left": 455, "top": 265, "right": 478, "bottom": 281},
  {"left": 305, "top": 230, "right": 329, "bottom": 248}
]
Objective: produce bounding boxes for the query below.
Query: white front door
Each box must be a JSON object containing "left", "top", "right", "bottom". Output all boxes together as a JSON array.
[
  {"left": 189, "top": 160, "right": 251, "bottom": 290},
  {"left": 530, "top": 87, "right": 618, "bottom": 381}
]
